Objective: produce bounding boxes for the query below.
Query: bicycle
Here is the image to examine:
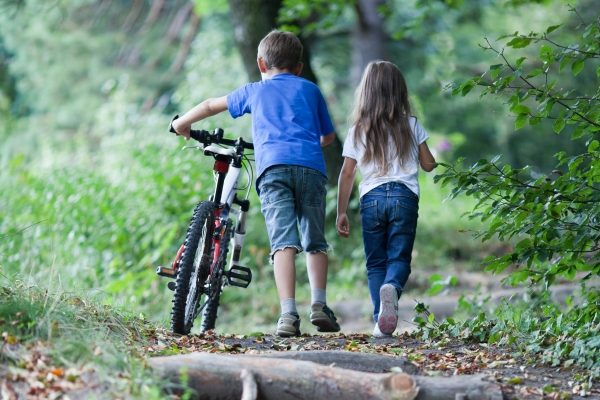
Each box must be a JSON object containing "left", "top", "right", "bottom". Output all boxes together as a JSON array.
[{"left": 156, "top": 116, "right": 255, "bottom": 335}]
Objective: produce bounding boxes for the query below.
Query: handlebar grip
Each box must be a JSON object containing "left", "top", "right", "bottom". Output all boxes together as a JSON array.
[
  {"left": 190, "top": 129, "right": 206, "bottom": 142},
  {"left": 169, "top": 115, "right": 179, "bottom": 134}
]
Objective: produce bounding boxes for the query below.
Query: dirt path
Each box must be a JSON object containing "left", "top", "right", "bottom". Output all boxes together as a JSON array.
[{"left": 143, "top": 329, "right": 598, "bottom": 399}]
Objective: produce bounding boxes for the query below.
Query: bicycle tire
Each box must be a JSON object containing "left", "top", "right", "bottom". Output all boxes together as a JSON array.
[
  {"left": 171, "top": 201, "right": 216, "bottom": 335},
  {"left": 200, "top": 219, "right": 233, "bottom": 332}
]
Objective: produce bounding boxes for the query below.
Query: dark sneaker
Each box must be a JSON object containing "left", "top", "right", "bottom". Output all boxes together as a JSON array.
[
  {"left": 310, "top": 303, "right": 341, "bottom": 332},
  {"left": 276, "top": 313, "right": 301, "bottom": 337},
  {"left": 377, "top": 284, "right": 398, "bottom": 335}
]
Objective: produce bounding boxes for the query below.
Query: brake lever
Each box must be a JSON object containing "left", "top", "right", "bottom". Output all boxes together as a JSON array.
[{"left": 182, "top": 145, "right": 204, "bottom": 151}]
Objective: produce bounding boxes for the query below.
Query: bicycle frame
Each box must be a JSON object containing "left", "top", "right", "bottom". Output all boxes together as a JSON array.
[{"left": 206, "top": 147, "right": 249, "bottom": 275}]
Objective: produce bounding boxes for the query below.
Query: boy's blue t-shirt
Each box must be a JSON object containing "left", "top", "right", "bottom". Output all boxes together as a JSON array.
[{"left": 226, "top": 73, "right": 334, "bottom": 179}]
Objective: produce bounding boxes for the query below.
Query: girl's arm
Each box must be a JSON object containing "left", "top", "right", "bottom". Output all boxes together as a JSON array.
[
  {"left": 418, "top": 141, "right": 437, "bottom": 172},
  {"left": 336, "top": 157, "right": 357, "bottom": 237},
  {"left": 172, "top": 96, "right": 229, "bottom": 139}
]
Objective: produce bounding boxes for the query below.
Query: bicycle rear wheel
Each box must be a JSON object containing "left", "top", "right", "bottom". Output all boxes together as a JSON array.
[
  {"left": 200, "top": 219, "right": 233, "bottom": 332},
  {"left": 171, "top": 201, "right": 216, "bottom": 335}
]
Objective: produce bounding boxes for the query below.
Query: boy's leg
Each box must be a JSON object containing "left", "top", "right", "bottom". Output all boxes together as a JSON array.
[
  {"left": 306, "top": 251, "right": 340, "bottom": 332},
  {"left": 274, "top": 248, "right": 301, "bottom": 337},
  {"left": 307, "top": 251, "right": 327, "bottom": 299},
  {"left": 274, "top": 247, "right": 297, "bottom": 310},
  {"left": 257, "top": 167, "right": 303, "bottom": 337},
  {"left": 297, "top": 167, "right": 340, "bottom": 332}
]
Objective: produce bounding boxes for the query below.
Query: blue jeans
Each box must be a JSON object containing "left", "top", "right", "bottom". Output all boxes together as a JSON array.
[
  {"left": 257, "top": 165, "right": 328, "bottom": 258},
  {"left": 360, "top": 182, "right": 418, "bottom": 322}
]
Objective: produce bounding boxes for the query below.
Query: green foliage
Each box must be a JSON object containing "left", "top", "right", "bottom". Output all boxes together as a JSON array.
[
  {"left": 439, "top": 10, "right": 600, "bottom": 289},
  {"left": 278, "top": 0, "right": 349, "bottom": 34},
  {"left": 413, "top": 288, "right": 600, "bottom": 384},
  {"left": 423, "top": 5, "right": 600, "bottom": 384}
]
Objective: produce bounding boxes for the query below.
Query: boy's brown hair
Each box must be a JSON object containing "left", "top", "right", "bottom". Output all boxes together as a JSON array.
[{"left": 257, "top": 30, "right": 303, "bottom": 71}]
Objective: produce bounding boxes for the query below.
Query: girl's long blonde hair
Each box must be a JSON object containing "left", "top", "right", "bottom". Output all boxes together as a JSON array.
[{"left": 352, "top": 61, "right": 416, "bottom": 174}]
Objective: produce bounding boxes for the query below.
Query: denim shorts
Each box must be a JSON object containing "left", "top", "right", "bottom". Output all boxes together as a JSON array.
[{"left": 257, "top": 165, "right": 328, "bottom": 258}]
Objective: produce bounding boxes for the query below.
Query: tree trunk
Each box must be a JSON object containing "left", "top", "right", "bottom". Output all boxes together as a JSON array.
[
  {"left": 351, "top": 0, "right": 388, "bottom": 85},
  {"left": 149, "top": 352, "right": 504, "bottom": 400},
  {"left": 227, "top": 0, "right": 343, "bottom": 184},
  {"left": 227, "top": 0, "right": 282, "bottom": 82}
]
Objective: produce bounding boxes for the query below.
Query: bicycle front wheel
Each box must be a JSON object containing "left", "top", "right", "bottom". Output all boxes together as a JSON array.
[{"left": 171, "top": 201, "right": 216, "bottom": 335}]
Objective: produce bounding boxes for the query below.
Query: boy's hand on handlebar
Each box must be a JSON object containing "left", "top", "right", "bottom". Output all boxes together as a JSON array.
[{"left": 171, "top": 118, "right": 191, "bottom": 140}]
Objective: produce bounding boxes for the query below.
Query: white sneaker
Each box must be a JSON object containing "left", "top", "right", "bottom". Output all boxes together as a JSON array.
[
  {"left": 373, "top": 323, "right": 392, "bottom": 338},
  {"left": 377, "top": 284, "right": 398, "bottom": 335}
]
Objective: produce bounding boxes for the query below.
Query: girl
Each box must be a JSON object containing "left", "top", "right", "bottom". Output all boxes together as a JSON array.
[{"left": 336, "top": 61, "right": 436, "bottom": 337}]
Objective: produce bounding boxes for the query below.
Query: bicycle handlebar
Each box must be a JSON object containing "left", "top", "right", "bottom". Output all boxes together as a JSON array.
[{"left": 169, "top": 115, "right": 254, "bottom": 150}]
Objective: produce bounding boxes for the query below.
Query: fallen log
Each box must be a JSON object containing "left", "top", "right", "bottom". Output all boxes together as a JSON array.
[
  {"left": 255, "top": 350, "right": 420, "bottom": 374},
  {"left": 149, "top": 352, "right": 503, "bottom": 400}
]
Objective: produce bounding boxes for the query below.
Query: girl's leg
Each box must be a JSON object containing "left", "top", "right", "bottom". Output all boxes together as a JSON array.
[
  {"left": 384, "top": 184, "right": 418, "bottom": 295},
  {"left": 360, "top": 188, "right": 388, "bottom": 322}
]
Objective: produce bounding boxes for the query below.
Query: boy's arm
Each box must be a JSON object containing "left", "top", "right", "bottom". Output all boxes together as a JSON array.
[
  {"left": 336, "top": 157, "right": 357, "bottom": 238},
  {"left": 172, "top": 96, "right": 229, "bottom": 139},
  {"left": 419, "top": 141, "right": 437, "bottom": 172},
  {"left": 320, "top": 131, "right": 336, "bottom": 147}
]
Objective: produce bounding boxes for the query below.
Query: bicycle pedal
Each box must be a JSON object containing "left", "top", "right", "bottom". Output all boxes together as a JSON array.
[
  {"left": 167, "top": 281, "right": 176, "bottom": 291},
  {"left": 225, "top": 265, "right": 252, "bottom": 288},
  {"left": 156, "top": 266, "right": 176, "bottom": 278}
]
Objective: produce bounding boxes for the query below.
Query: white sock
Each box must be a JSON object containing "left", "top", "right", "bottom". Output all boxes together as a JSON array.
[
  {"left": 311, "top": 288, "right": 326, "bottom": 305},
  {"left": 281, "top": 298, "right": 298, "bottom": 315}
]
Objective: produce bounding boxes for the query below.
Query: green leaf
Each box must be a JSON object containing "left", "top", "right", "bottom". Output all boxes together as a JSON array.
[
  {"left": 553, "top": 119, "right": 566, "bottom": 134},
  {"left": 511, "top": 104, "right": 530, "bottom": 115},
  {"left": 460, "top": 80, "right": 477, "bottom": 96},
  {"left": 506, "top": 37, "right": 532, "bottom": 48},
  {"left": 489, "top": 64, "right": 504, "bottom": 80},
  {"left": 545, "top": 24, "right": 561, "bottom": 34},
  {"left": 571, "top": 59, "right": 584, "bottom": 76},
  {"left": 539, "top": 45, "right": 553, "bottom": 63},
  {"left": 515, "top": 114, "right": 528, "bottom": 130}
]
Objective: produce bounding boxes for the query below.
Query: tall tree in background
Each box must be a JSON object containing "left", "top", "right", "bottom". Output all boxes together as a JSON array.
[{"left": 351, "top": 0, "right": 387, "bottom": 85}]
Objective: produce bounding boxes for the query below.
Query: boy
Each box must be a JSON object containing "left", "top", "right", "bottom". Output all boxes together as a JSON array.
[{"left": 171, "top": 30, "right": 340, "bottom": 337}]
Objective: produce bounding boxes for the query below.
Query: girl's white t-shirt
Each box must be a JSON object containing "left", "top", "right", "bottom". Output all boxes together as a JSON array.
[{"left": 342, "top": 117, "right": 429, "bottom": 198}]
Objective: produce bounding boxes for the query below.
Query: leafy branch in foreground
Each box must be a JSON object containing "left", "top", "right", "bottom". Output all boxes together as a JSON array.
[
  {"left": 439, "top": 8, "right": 600, "bottom": 288},
  {"left": 427, "top": 7, "right": 600, "bottom": 384}
]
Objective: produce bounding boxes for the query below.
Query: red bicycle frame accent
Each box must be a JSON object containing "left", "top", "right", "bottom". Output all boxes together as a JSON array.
[{"left": 211, "top": 209, "right": 223, "bottom": 271}]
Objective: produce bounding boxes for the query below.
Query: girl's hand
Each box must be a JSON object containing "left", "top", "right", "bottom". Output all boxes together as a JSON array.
[{"left": 336, "top": 213, "right": 350, "bottom": 237}]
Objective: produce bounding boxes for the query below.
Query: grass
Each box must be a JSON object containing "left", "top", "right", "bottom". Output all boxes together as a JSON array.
[{"left": 0, "top": 276, "right": 168, "bottom": 399}]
